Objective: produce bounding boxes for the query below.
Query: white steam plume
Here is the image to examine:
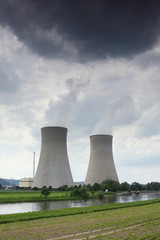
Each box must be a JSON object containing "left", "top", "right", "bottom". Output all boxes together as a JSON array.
[
  {"left": 92, "top": 96, "right": 138, "bottom": 135},
  {"left": 45, "top": 78, "right": 89, "bottom": 127}
]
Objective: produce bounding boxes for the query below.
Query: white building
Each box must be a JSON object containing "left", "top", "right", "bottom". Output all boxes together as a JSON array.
[{"left": 19, "top": 178, "right": 33, "bottom": 188}]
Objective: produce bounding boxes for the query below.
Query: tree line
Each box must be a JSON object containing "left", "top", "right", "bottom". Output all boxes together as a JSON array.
[
  {"left": 38, "top": 180, "right": 160, "bottom": 199},
  {"left": 34, "top": 180, "right": 160, "bottom": 194},
  {"left": 56, "top": 180, "right": 160, "bottom": 192},
  {"left": 4, "top": 180, "right": 159, "bottom": 192}
]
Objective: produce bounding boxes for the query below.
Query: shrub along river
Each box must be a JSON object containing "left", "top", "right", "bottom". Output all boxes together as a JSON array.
[{"left": 0, "top": 192, "right": 160, "bottom": 215}]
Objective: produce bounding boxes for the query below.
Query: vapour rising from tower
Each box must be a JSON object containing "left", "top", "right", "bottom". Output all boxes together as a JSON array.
[
  {"left": 46, "top": 78, "right": 89, "bottom": 127},
  {"left": 33, "top": 78, "right": 89, "bottom": 188},
  {"left": 33, "top": 126, "right": 73, "bottom": 188},
  {"left": 85, "top": 97, "right": 137, "bottom": 185},
  {"left": 93, "top": 97, "right": 135, "bottom": 135}
]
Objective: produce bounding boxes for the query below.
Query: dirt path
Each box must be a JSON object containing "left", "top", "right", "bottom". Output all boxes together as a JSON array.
[{"left": 48, "top": 223, "right": 144, "bottom": 240}]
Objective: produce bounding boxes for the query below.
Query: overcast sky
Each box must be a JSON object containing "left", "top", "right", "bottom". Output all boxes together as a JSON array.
[{"left": 0, "top": 0, "right": 160, "bottom": 184}]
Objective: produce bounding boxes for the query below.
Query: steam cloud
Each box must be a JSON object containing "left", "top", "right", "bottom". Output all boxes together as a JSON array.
[
  {"left": 45, "top": 78, "right": 89, "bottom": 127},
  {"left": 92, "top": 96, "right": 138, "bottom": 135}
]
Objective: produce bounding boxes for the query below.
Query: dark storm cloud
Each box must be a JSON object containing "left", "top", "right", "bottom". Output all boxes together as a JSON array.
[{"left": 0, "top": 0, "right": 160, "bottom": 61}]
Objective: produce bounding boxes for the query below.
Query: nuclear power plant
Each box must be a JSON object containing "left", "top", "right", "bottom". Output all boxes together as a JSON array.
[
  {"left": 33, "top": 126, "right": 74, "bottom": 188},
  {"left": 32, "top": 127, "right": 119, "bottom": 188},
  {"left": 85, "top": 134, "right": 119, "bottom": 185}
]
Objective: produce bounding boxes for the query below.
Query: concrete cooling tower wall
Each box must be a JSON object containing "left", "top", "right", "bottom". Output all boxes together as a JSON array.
[
  {"left": 85, "top": 134, "right": 119, "bottom": 185},
  {"left": 33, "top": 126, "right": 73, "bottom": 188}
]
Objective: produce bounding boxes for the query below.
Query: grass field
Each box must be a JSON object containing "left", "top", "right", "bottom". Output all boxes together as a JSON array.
[
  {"left": 0, "top": 199, "right": 160, "bottom": 239},
  {"left": 0, "top": 190, "right": 81, "bottom": 203}
]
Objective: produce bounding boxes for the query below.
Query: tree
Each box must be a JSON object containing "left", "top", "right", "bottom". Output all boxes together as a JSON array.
[
  {"left": 41, "top": 187, "right": 50, "bottom": 198},
  {"left": 70, "top": 188, "right": 80, "bottom": 197},
  {"left": 98, "top": 190, "right": 105, "bottom": 199},
  {"left": 92, "top": 183, "right": 101, "bottom": 191},
  {"left": 146, "top": 183, "right": 152, "bottom": 191},
  {"left": 79, "top": 186, "right": 90, "bottom": 199},
  {"left": 101, "top": 179, "right": 120, "bottom": 192},
  {"left": 48, "top": 185, "right": 53, "bottom": 191},
  {"left": 58, "top": 185, "right": 69, "bottom": 191},
  {"left": 130, "top": 182, "right": 142, "bottom": 191},
  {"left": 150, "top": 182, "right": 160, "bottom": 191},
  {"left": 0, "top": 184, "right": 2, "bottom": 189},
  {"left": 86, "top": 184, "right": 92, "bottom": 191},
  {"left": 32, "top": 186, "right": 39, "bottom": 191},
  {"left": 120, "top": 182, "right": 130, "bottom": 191},
  {"left": 70, "top": 186, "right": 90, "bottom": 199}
]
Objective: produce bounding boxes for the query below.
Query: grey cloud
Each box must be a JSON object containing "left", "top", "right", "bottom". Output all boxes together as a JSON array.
[
  {"left": 45, "top": 78, "right": 89, "bottom": 126},
  {"left": 93, "top": 96, "right": 139, "bottom": 134},
  {"left": 131, "top": 43, "right": 160, "bottom": 69},
  {"left": 0, "top": 0, "right": 160, "bottom": 61},
  {"left": 72, "top": 94, "right": 106, "bottom": 131},
  {"left": 135, "top": 105, "right": 160, "bottom": 138},
  {"left": 0, "top": 61, "right": 20, "bottom": 93},
  {"left": 113, "top": 97, "right": 140, "bottom": 126},
  {"left": 71, "top": 91, "right": 140, "bottom": 135},
  {"left": 121, "top": 152, "right": 160, "bottom": 167}
]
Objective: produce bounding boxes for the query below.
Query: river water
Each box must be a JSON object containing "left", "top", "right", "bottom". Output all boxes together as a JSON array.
[{"left": 0, "top": 192, "right": 160, "bottom": 215}]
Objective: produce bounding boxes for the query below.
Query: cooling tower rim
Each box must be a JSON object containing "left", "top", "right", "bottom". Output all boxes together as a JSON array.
[
  {"left": 90, "top": 134, "right": 113, "bottom": 138},
  {"left": 41, "top": 126, "right": 68, "bottom": 130}
]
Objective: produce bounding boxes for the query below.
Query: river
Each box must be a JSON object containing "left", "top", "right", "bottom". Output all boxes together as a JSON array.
[{"left": 0, "top": 192, "right": 160, "bottom": 215}]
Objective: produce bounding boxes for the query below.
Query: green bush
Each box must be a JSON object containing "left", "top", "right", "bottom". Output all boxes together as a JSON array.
[
  {"left": 41, "top": 187, "right": 50, "bottom": 198},
  {"left": 70, "top": 188, "right": 80, "bottom": 197},
  {"left": 79, "top": 187, "right": 90, "bottom": 199},
  {"left": 32, "top": 187, "right": 39, "bottom": 191},
  {"left": 98, "top": 190, "right": 105, "bottom": 199}
]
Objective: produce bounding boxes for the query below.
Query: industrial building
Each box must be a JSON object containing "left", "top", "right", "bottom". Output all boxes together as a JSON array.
[
  {"left": 19, "top": 178, "right": 33, "bottom": 188},
  {"left": 85, "top": 134, "right": 119, "bottom": 185},
  {"left": 32, "top": 126, "right": 74, "bottom": 188}
]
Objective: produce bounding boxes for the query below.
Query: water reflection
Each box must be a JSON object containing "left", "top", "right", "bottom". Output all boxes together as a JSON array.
[{"left": 0, "top": 192, "right": 160, "bottom": 215}]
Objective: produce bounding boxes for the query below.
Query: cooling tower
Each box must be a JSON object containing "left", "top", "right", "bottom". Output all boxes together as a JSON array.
[
  {"left": 33, "top": 126, "right": 74, "bottom": 188},
  {"left": 85, "top": 134, "right": 119, "bottom": 185}
]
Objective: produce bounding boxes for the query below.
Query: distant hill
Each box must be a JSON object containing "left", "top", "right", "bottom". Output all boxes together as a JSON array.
[{"left": 0, "top": 178, "right": 20, "bottom": 187}]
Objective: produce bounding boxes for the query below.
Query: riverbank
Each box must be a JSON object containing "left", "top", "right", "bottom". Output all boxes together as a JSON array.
[
  {"left": 0, "top": 199, "right": 160, "bottom": 239},
  {"left": 0, "top": 190, "right": 158, "bottom": 204},
  {"left": 1, "top": 191, "right": 160, "bottom": 215},
  {"left": 0, "top": 190, "right": 91, "bottom": 203},
  {"left": 0, "top": 189, "right": 117, "bottom": 203},
  {"left": 0, "top": 198, "right": 160, "bottom": 224}
]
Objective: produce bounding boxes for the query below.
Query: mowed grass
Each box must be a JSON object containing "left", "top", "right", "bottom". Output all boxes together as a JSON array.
[
  {"left": 0, "top": 190, "right": 75, "bottom": 203},
  {"left": 0, "top": 200, "right": 160, "bottom": 239}
]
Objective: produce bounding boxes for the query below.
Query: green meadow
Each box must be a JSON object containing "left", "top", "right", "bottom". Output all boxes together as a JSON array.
[{"left": 0, "top": 190, "right": 81, "bottom": 203}]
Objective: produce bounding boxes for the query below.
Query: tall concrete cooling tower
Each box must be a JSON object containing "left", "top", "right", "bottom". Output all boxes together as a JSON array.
[
  {"left": 33, "top": 126, "right": 73, "bottom": 188},
  {"left": 85, "top": 134, "right": 119, "bottom": 185}
]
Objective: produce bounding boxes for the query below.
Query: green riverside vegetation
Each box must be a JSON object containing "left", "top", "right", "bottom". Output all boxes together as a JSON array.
[
  {"left": 1, "top": 178, "right": 160, "bottom": 203},
  {"left": 0, "top": 199, "right": 160, "bottom": 224},
  {"left": 0, "top": 190, "right": 98, "bottom": 203}
]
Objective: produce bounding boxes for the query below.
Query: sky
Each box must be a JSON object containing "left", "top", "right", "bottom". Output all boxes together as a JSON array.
[{"left": 0, "top": 0, "right": 160, "bottom": 184}]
